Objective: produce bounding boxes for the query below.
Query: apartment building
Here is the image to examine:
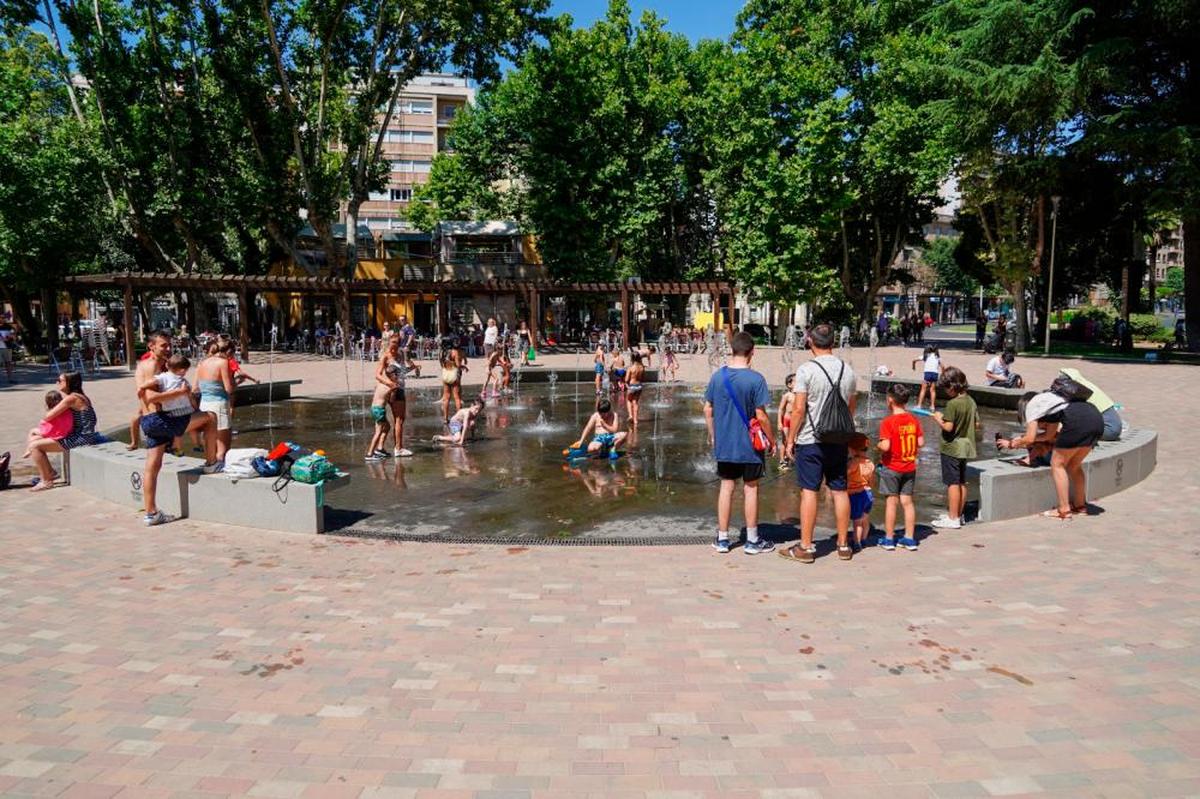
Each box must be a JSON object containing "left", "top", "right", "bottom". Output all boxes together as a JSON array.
[
  {"left": 352, "top": 73, "right": 474, "bottom": 236},
  {"left": 1148, "top": 223, "right": 1184, "bottom": 282}
]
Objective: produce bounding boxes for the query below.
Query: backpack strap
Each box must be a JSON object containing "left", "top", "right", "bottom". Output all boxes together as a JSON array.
[{"left": 719, "top": 367, "right": 753, "bottom": 430}]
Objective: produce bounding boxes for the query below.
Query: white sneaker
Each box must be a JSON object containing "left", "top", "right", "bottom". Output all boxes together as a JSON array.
[
  {"left": 931, "top": 515, "right": 961, "bottom": 529},
  {"left": 395, "top": 448, "right": 413, "bottom": 457}
]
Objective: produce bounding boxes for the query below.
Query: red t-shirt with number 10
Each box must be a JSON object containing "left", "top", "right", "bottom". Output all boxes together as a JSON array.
[{"left": 879, "top": 412, "right": 920, "bottom": 473}]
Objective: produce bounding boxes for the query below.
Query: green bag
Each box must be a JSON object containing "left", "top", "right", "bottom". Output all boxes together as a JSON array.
[
  {"left": 527, "top": 346, "right": 536, "bottom": 362},
  {"left": 291, "top": 454, "right": 338, "bottom": 484}
]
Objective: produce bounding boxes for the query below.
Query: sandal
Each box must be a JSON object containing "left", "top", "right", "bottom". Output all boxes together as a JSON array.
[
  {"left": 1041, "top": 509, "right": 1072, "bottom": 520},
  {"left": 778, "top": 545, "right": 814, "bottom": 564},
  {"left": 838, "top": 545, "right": 853, "bottom": 561},
  {"left": 30, "top": 481, "right": 55, "bottom": 492},
  {"left": 1070, "top": 505, "right": 1090, "bottom": 516}
]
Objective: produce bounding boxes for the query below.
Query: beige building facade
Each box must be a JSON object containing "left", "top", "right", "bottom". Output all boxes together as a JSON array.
[{"left": 350, "top": 74, "right": 474, "bottom": 235}]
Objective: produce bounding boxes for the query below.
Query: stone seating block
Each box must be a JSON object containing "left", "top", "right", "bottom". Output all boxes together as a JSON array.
[
  {"left": 183, "top": 471, "right": 351, "bottom": 534},
  {"left": 69, "top": 441, "right": 202, "bottom": 517}
]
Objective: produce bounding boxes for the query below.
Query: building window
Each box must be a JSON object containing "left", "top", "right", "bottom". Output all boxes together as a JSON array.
[
  {"left": 390, "top": 159, "right": 431, "bottom": 173},
  {"left": 384, "top": 129, "right": 434, "bottom": 144},
  {"left": 390, "top": 188, "right": 412, "bottom": 202},
  {"left": 399, "top": 100, "right": 433, "bottom": 115},
  {"left": 367, "top": 191, "right": 389, "bottom": 202}
]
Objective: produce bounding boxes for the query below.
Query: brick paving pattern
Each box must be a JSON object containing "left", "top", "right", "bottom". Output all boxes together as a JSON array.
[{"left": 2, "top": 345, "right": 1199, "bottom": 797}]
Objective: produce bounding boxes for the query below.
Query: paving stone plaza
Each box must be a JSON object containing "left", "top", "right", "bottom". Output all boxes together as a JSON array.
[{"left": 2, "top": 346, "right": 1199, "bottom": 798}]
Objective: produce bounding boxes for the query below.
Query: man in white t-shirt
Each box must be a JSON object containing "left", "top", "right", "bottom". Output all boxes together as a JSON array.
[
  {"left": 985, "top": 350, "right": 1024, "bottom": 388},
  {"left": 483, "top": 317, "right": 499, "bottom": 357},
  {"left": 781, "top": 323, "right": 858, "bottom": 564}
]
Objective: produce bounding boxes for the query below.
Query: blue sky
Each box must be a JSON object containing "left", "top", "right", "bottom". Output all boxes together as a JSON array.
[{"left": 548, "top": 0, "right": 743, "bottom": 42}]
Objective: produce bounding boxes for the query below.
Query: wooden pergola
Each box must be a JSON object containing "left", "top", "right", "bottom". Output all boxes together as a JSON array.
[{"left": 64, "top": 272, "right": 737, "bottom": 370}]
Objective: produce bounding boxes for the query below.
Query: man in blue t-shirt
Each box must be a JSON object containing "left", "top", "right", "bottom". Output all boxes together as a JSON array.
[{"left": 704, "top": 331, "right": 776, "bottom": 555}]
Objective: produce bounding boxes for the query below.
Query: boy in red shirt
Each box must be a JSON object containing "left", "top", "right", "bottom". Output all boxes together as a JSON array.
[{"left": 876, "top": 384, "right": 924, "bottom": 551}]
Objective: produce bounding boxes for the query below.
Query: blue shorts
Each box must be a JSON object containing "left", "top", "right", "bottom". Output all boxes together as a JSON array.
[
  {"left": 850, "top": 489, "right": 873, "bottom": 520},
  {"left": 923, "top": 372, "right": 938, "bottom": 384},
  {"left": 594, "top": 363, "right": 604, "bottom": 374},
  {"left": 593, "top": 432, "right": 616, "bottom": 448},
  {"left": 793, "top": 442, "right": 848, "bottom": 491},
  {"left": 140, "top": 411, "right": 191, "bottom": 449}
]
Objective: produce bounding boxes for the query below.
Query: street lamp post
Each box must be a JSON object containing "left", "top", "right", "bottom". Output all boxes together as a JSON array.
[{"left": 1044, "top": 196, "right": 1062, "bottom": 355}]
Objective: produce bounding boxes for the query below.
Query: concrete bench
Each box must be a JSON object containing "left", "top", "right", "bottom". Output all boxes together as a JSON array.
[
  {"left": 967, "top": 428, "right": 1157, "bottom": 522},
  {"left": 871, "top": 375, "right": 1026, "bottom": 409},
  {"left": 68, "top": 439, "right": 351, "bottom": 533},
  {"left": 234, "top": 379, "right": 302, "bottom": 407},
  {"left": 69, "top": 441, "right": 201, "bottom": 517},
  {"left": 183, "top": 470, "right": 350, "bottom": 534}
]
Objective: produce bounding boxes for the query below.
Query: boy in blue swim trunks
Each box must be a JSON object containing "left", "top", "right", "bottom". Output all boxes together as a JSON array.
[
  {"left": 571, "top": 398, "right": 627, "bottom": 455},
  {"left": 846, "top": 433, "right": 875, "bottom": 552}
]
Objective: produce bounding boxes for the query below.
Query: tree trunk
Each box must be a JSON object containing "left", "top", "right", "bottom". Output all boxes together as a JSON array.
[
  {"left": 3, "top": 285, "right": 42, "bottom": 346},
  {"left": 1184, "top": 215, "right": 1199, "bottom": 351},
  {"left": 41, "top": 286, "right": 59, "bottom": 355},
  {"left": 1148, "top": 246, "right": 1158, "bottom": 313},
  {"left": 1008, "top": 278, "right": 1029, "bottom": 350}
]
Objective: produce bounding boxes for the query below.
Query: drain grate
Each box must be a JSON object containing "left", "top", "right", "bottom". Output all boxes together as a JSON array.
[{"left": 326, "top": 526, "right": 712, "bottom": 546}]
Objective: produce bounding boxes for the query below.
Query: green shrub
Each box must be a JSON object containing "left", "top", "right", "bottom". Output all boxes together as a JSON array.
[
  {"left": 1128, "top": 313, "right": 1163, "bottom": 338},
  {"left": 1143, "top": 328, "right": 1173, "bottom": 344}
]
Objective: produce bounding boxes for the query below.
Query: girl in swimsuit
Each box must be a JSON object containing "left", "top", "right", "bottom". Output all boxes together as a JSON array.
[
  {"left": 440, "top": 345, "right": 466, "bottom": 425},
  {"left": 625, "top": 352, "right": 644, "bottom": 428},
  {"left": 376, "top": 337, "right": 412, "bottom": 457}
]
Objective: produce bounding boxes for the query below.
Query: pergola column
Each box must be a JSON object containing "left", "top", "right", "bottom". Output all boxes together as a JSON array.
[
  {"left": 528, "top": 288, "right": 539, "bottom": 351},
  {"left": 337, "top": 283, "right": 352, "bottom": 353},
  {"left": 237, "top": 289, "right": 251, "bottom": 363},
  {"left": 437, "top": 290, "right": 449, "bottom": 338},
  {"left": 726, "top": 292, "right": 735, "bottom": 338},
  {"left": 123, "top": 281, "right": 136, "bottom": 371},
  {"left": 620, "top": 287, "right": 630, "bottom": 350}
]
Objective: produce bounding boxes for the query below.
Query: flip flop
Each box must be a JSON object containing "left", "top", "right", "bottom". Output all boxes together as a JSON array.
[
  {"left": 1041, "top": 509, "right": 1072, "bottom": 520},
  {"left": 30, "top": 481, "right": 55, "bottom": 492},
  {"left": 1070, "top": 505, "right": 1090, "bottom": 516},
  {"left": 837, "top": 545, "right": 854, "bottom": 561}
]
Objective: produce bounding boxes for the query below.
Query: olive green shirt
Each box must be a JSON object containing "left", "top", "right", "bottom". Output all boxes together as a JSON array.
[{"left": 940, "top": 394, "right": 978, "bottom": 459}]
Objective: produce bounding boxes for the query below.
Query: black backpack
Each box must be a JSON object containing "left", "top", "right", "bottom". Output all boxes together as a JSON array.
[
  {"left": 806, "top": 360, "right": 857, "bottom": 444},
  {"left": 0, "top": 451, "right": 10, "bottom": 491}
]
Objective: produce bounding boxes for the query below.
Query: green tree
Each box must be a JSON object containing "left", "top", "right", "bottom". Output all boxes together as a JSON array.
[
  {"left": 707, "top": 0, "right": 954, "bottom": 324},
  {"left": 922, "top": 236, "right": 978, "bottom": 295},
  {"left": 927, "top": 0, "right": 1090, "bottom": 348},
  {"left": 0, "top": 30, "right": 107, "bottom": 348},
  {"left": 419, "top": 1, "right": 719, "bottom": 281},
  {"left": 1078, "top": 0, "right": 1199, "bottom": 348}
]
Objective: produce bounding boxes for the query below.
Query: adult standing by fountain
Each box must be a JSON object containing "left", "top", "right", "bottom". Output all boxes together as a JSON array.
[
  {"left": 780, "top": 324, "right": 858, "bottom": 563},
  {"left": 439, "top": 340, "right": 467, "bottom": 425},
  {"left": 195, "top": 337, "right": 237, "bottom": 463},
  {"left": 375, "top": 336, "right": 412, "bottom": 457},
  {"left": 483, "top": 317, "right": 499, "bottom": 359},
  {"left": 137, "top": 331, "right": 219, "bottom": 526},
  {"left": 704, "top": 331, "right": 775, "bottom": 555}
]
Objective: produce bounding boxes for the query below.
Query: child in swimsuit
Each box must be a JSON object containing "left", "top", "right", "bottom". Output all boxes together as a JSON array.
[
  {"left": 662, "top": 348, "right": 678, "bottom": 382},
  {"left": 625, "top": 352, "right": 644, "bottom": 428},
  {"left": 593, "top": 346, "right": 606, "bottom": 395},
  {"left": 776, "top": 374, "right": 795, "bottom": 466},
  {"left": 433, "top": 398, "right": 485, "bottom": 447},
  {"left": 570, "top": 397, "right": 628, "bottom": 455},
  {"left": 911, "top": 344, "right": 942, "bottom": 412},
  {"left": 610, "top": 351, "right": 627, "bottom": 392}
]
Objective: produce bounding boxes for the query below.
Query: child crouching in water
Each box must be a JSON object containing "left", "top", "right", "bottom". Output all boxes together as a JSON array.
[
  {"left": 846, "top": 433, "right": 876, "bottom": 552},
  {"left": 23, "top": 391, "right": 72, "bottom": 458},
  {"left": 571, "top": 397, "right": 627, "bottom": 455},
  {"left": 876, "top": 384, "right": 923, "bottom": 551},
  {"left": 931, "top": 366, "right": 978, "bottom": 529},
  {"left": 433, "top": 398, "right": 485, "bottom": 447}
]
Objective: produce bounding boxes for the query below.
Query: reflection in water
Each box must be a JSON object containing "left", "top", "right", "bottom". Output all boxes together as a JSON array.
[{"left": 192, "top": 383, "right": 1013, "bottom": 539}]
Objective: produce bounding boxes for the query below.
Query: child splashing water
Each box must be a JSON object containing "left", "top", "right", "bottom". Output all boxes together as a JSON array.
[
  {"left": 570, "top": 398, "right": 627, "bottom": 457},
  {"left": 910, "top": 344, "right": 942, "bottom": 412},
  {"left": 433, "top": 398, "right": 485, "bottom": 447}
]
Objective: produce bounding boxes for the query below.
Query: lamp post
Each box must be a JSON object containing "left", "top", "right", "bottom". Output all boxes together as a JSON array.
[{"left": 1044, "top": 195, "right": 1062, "bottom": 355}]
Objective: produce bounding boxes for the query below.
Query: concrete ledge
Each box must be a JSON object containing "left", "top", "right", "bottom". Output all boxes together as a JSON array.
[
  {"left": 234, "top": 380, "right": 302, "bottom": 406},
  {"left": 70, "top": 441, "right": 202, "bottom": 517},
  {"left": 511, "top": 369, "right": 659, "bottom": 384},
  {"left": 871, "top": 375, "right": 1025, "bottom": 409},
  {"left": 967, "top": 428, "right": 1157, "bottom": 522},
  {"left": 183, "top": 470, "right": 350, "bottom": 534}
]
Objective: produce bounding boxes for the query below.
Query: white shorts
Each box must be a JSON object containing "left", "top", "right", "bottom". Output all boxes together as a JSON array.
[{"left": 199, "top": 398, "right": 231, "bottom": 431}]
